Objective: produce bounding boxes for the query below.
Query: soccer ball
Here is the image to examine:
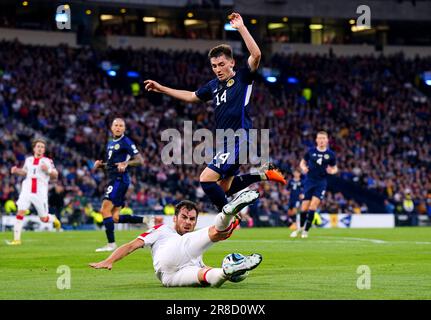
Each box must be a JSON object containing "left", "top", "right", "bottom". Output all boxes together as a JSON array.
[{"left": 222, "top": 253, "right": 249, "bottom": 283}]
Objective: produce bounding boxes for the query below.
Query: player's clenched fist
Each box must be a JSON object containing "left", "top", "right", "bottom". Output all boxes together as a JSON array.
[
  {"left": 116, "top": 162, "right": 128, "bottom": 172},
  {"left": 229, "top": 12, "right": 244, "bottom": 29}
]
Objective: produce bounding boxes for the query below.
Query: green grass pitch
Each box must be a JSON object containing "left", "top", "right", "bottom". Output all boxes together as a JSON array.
[{"left": 1, "top": 227, "right": 430, "bottom": 300}]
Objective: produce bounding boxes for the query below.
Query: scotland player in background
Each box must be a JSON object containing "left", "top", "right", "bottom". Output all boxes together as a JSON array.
[
  {"left": 144, "top": 13, "right": 286, "bottom": 213},
  {"left": 286, "top": 169, "right": 304, "bottom": 230},
  {"left": 93, "top": 118, "right": 145, "bottom": 252},
  {"left": 291, "top": 131, "right": 338, "bottom": 238}
]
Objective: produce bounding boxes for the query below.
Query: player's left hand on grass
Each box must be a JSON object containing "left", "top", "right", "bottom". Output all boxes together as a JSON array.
[
  {"left": 229, "top": 12, "right": 244, "bottom": 29},
  {"left": 116, "top": 162, "right": 128, "bottom": 172},
  {"left": 89, "top": 261, "right": 113, "bottom": 270}
]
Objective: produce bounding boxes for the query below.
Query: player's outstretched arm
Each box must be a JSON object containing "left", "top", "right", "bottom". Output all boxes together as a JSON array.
[
  {"left": 144, "top": 79, "right": 200, "bottom": 103},
  {"left": 10, "top": 166, "right": 27, "bottom": 176},
  {"left": 93, "top": 160, "right": 106, "bottom": 170},
  {"left": 89, "top": 238, "right": 144, "bottom": 270},
  {"left": 229, "top": 12, "right": 261, "bottom": 71}
]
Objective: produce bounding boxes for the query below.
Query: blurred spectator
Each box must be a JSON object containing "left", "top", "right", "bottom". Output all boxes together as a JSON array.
[{"left": 0, "top": 40, "right": 429, "bottom": 226}]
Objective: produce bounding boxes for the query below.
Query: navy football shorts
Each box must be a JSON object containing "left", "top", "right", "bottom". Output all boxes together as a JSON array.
[
  {"left": 103, "top": 178, "right": 129, "bottom": 207},
  {"left": 303, "top": 180, "right": 327, "bottom": 201},
  {"left": 207, "top": 139, "right": 249, "bottom": 180}
]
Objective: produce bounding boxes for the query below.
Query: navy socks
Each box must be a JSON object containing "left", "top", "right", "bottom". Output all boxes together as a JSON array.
[{"left": 200, "top": 181, "right": 228, "bottom": 212}]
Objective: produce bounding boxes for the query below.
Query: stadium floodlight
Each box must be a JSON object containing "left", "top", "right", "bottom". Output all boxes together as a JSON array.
[
  {"left": 287, "top": 77, "right": 299, "bottom": 84},
  {"left": 100, "top": 15, "right": 114, "bottom": 21},
  {"left": 126, "top": 71, "right": 139, "bottom": 78},
  {"left": 107, "top": 70, "right": 116, "bottom": 77},
  {"left": 423, "top": 71, "right": 431, "bottom": 86},
  {"left": 100, "top": 61, "right": 111, "bottom": 71},
  {"left": 143, "top": 16, "right": 156, "bottom": 23},
  {"left": 265, "top": 76, "right": 277, "bottom": 83},
  {"left": 184, "top": 19, "right": 204, "bottom": 26},
  {"left": 351, "top": 25, "right": 372, "bottom": 32},
  {"left": 224, "top": 23, "right": 236, "bottom": 31},
  {"left": 309, "top": 24, "right": 323, "bottom": 30},
  {"left": 268, "top": 23, "right": 286, "bottom": 30}
]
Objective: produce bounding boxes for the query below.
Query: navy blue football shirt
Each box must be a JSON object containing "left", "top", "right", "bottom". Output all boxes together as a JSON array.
[
  {"left": 195, "top": 67, "right": 257, "bottom": 131},
  {"left": 287, "top": 178, "right": 303, "bottom": 200},
  {"left": 303, "top": 147, "right": 337, "bottom": 181},
  {"left": 105, "top": 135, "right": 139, "bottom": 182}
]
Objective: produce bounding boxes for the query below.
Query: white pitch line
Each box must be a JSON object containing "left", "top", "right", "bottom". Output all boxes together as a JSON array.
[
  {"left": 316, "top": 236, "right": 387, "bottom": 244},
  {"left": 227, "top": 238, "right": 431, "bottom": 245},
  {"left": 224, "top": 239, "right": 382, "bottom": 244}
]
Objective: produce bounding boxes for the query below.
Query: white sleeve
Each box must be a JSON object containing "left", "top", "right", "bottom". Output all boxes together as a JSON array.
[
  {"left": 22, "top": 158, "right": 30, "bottom": 173},
  {"left": 44, "top": 158, "right": 55, "bottom": 170},
  {"left": 49, "top": 159, "right": 56, "bottom": 169},
  {"left": 137, "top": 224, "right": 164, "bottom": 247}
]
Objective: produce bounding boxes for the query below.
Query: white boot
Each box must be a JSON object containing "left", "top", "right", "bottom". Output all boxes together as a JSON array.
[{"left": 95, "top": 243, "right": 117, "bottom": 252}]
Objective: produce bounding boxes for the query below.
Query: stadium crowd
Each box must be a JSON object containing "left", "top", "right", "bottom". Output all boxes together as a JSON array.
[{"left": 0, "top": 40, "right": 430, "bottom": 226}]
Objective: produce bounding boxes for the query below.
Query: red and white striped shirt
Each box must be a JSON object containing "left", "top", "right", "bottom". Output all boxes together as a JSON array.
[{"left": 20, "top": 156, "right": 55, "bottom": 198}]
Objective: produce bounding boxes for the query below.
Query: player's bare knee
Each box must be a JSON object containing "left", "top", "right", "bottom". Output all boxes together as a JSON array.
[{"left": 40, "top": 216, "right": 49, "bottom": 223}]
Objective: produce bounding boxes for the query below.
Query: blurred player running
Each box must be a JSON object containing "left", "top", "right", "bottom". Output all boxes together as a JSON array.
[
  {"left": 90, "top": 190, "right": 262, "bottom": 287},
  {"left": 6, "top": 139, "right": 61, "bottom": 245},
  {"left": 144, "top": 12, "right": 286, "bottom": 213},
  {"left": 93, "top": 118, "right": 145, "bottom": 252},
  {"left": 286, "top": 169, "right": 304, "bottom": 230},
  {"left": 290, "top": 131, "right": 338, "bottom": 238}
]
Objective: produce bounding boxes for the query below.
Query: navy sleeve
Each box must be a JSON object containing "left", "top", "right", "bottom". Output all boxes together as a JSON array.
[
  {"left": 303, "top": 150, "right": 310, "bottom": 161},
  {"left": 329, "top": 151, "right": 337, "bottom": 166},
  {"left": 238, "top": 66, "right": 258, "bottom": 84},
  {"left": 195, "top": 81, "right": 213, "bottom": 102},
  {"left": 124, "top": 138, "right": 139, "bottom": 157}
]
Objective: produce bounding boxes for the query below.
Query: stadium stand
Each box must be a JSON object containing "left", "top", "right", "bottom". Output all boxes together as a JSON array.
[{"left": 0, "top": 39, "right": 430, "bottom": 227}]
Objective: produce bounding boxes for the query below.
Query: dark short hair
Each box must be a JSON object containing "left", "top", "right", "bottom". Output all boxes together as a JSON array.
[
  {"left": 175, "top": 200, "right": 199, "bottom": 217},
  {"left": 208, "top": 44, "right": 233, "bottom": 60},
  {"left": 32, "top": 138, "right": 47, "bottom": 149}
]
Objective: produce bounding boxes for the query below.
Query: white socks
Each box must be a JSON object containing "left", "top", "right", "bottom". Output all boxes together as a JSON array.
[
  {"left": 204, "top": 268, "right": 228, "bottom": 287},
  {"left": 14, "top": 217, "right": 24, "bottom": 241},
  {"left": 214, "top": 212, "right": 234, "bottom": 232},
  {"left": 14, "top": 214, "right": 57, "bottom": 240}
]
